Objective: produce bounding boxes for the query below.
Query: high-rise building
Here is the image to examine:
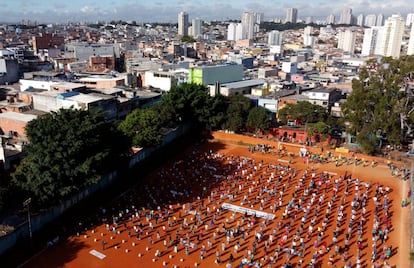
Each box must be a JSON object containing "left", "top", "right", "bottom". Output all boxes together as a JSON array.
[
  {"left": 339, "top": 8, "right": 352, "bottom": 24},
  {"left": 303, "top": 26, "right": 314, "bottom": 47},
  {"left": 326, "top": 14, "right": 335, "bottom": 25},
  {"left": 235, "top": 23, "right": 244, "bottom": 41},
  {"left": 304, "top": 26, "right": 313, "bottom": 35},
  {"left": 357, "top": 14, "right": 364, "bottom": 26},
  {"left": 407, "top": 23, "right": 414, "bottom": 55},
  {"left": 364, "top": 14, "right": 377, "bottom": 27},
  {"left": 361, "top": 27, "right": 380, "bottom": 56},
  {"left": 306, "top": 16, "right": 313, "bottom": 24},
  {"left": 178, "top": 11, "right": 189, "bottom": 36},
  {"left": 255, "top": 12, "right": 264, "bottom": 24},
  {"left": 227, "top": 23, "right": 244, "bottom": 41},
  {"left": 192, "top": 18, "right": 202, "bottom": 37},
  {"left": 376, "top": 14, "right": 384, "bottom": 26},
  {"left": 286, "top": 8, "right": 298, "bottom": 23},
  {"left": 337, "top": 29, "right": 356, "bottom": 53},
  {"left": 408, "top": 23, "right": 414, "bottom": 55},
  {"left": 242, "top": 12, "right": 257, "bottom": 40},
  {"left": 268, "top": 30, "right": 283, "bottom": 46},
  {"left": 406, "top": 13, "right": 414, "bottom": 27},
  {"left": 227, "top": 23, "right": 237, "bottom": 41},
  {"left": 376, "top": 14, "right": 404, "bottom": 58}
]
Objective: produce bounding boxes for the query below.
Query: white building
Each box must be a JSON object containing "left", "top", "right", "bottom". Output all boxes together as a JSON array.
[
  {"left": 337, "top": 29, "right": 356, "bottom": 54},
  {"left": 326, "top": 14, "right": 335, "bottom": 25},
  {"left": 364, "top": 14, "right": 377, "bottom": 27},
  {"left": 305, "top": 16, "right": 313, "bottom": 24},
  {"left": 303, "top": 26, "right": 314, "bottom": 47},
  {"left": 144, "top": 70, "right": 178, "bottom": 91},
  {"left": 376, "top": 14, "right": 384, "bottom": 26},
  {"left": 361, "top": 27, "right": 380, "bottom": 56},
  {"left": 268, "top": 30, "right": 283, "bottom": 46},
  {"left": 357, "top": 14, "right": 364, "bottom": 26},
  {"left": 227, "top": 23, "right": 244, "bottom": 41},
  {"left": 376, "top": 14, "right": 404, "bottom": 58},
  {"left": 242, "top": 12, "right": 257, "bottom": 40},
  {"left": 339, "top": 8, "right": 353, "bottom": 24},
  {"left": 407, "top": 23, "right": 414, "bottom": 55},
  {"left": 178, "top": 11, "right": 189, "bottom": 36},
  {"left": 304, "top": 26, "right": 313, "bottom": 35},
  {"left": 192, "top": 18, "right": 202, "bottom": 37},
  {"left": 255, "top": 12, "right": 264, "bottom": 24},
  {"left": 406, "top": 13, "right": 414, "bottom": 27},
  {"left": 286, "top": 8, "right": 298, "bottom": 23},
  {"left": 282, "top": 62, "right": 297, "bottom": 74},
  {"left": 227, "top": 23, "right": 237, "bottom": 41}
]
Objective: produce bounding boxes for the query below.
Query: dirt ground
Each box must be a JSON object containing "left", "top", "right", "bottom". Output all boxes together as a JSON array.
[{"left": 22, "top": 132, "right": 411, "bottom": 268}]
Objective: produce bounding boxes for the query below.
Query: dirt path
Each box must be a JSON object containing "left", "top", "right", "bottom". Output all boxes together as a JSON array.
[{"left": 22, "top": 132, "right": 410, "bottom": 268}]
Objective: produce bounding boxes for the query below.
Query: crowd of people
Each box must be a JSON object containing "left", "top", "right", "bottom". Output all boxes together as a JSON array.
[{"left": 75, "top": 146, "right": 397, "bottom": 268}]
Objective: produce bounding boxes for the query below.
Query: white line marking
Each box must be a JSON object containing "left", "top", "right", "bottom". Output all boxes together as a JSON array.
[{"left": 89, "top": 249, "right": 106, "bottom": 259}]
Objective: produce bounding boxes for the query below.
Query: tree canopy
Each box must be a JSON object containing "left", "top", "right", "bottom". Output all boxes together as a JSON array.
[
  {"left": 118, "top": 108, "right": 163, "bottom": 147},
  {"left": 181, "top": 36, "right": 196, "bottom": 43},
  {"left": 247, "top": 106, "right": 270, "bottom": 133},
  {"left": 12, "top": 108, "right": 129, "bottom": 207},
  {"left": 161, "top": 83, "right": 212, "bottom": 128},
  {"left": 223, "top": 94, "right": 253, "bottom": 132},
  {"left": 277, "top": 102, "right": 327, "bottom": 124},
  {"left": 342, "top": 55, "right": 414, "bottom": 153}
]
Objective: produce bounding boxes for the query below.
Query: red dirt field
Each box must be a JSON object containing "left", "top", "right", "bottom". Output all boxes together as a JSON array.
[{"left": 22, "top": 132, "right": 410, "bottom": 268}]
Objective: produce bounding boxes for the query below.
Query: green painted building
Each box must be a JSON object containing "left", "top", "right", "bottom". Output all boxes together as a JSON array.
[{"left": 188, "top": 63, "right": 244, "bottom": 85}]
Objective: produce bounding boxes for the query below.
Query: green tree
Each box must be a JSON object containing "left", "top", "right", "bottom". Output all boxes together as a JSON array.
[
  {"left": 151, "top": 101, "right": 179, "bottom": 128},
  {"left": 208, "top": 94, "right": 229, "bottom": 130},
  {"left": 118, "top": 108, "right": 163, "bottom": 147},
  {"left": 162, "top": 83, "right": 211, "bottom": 128},
  {"left": 308, "top": 121, "right": 330, "bottom": 136},
  {"left": 223, "top": 94, "right": 253, "bottom": 132},
  {"left": 12, "top": 108, "right": 129, "bottom": 207},
  {"left": 342, "top": 56, "right": 414, "bottom": 153},
  {"left": 247, "top": 106, "right": 270, "bottom": 132},
  {"left": 181, "top": 36, "right": 196, "bottom": 43},
  {"left": 278, "top": 102, "right": 326, "bottom": 124}
]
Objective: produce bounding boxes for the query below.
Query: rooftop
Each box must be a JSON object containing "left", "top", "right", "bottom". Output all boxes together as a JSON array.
[
  {"left": 221, "top": 79, "right": 266, "bottom": 89},
  {"left": 90, "top": 87, "right": 124, "bottom": 95},
  {"left": 52, "top": 82, "right": 86, "bottom": 89},
  {"left": 135, "top": 90, "right": 162, "bottom": 99},
  {"left": 65, "top": 93, "right": 112, "bottom": 104},
  {"left": 78, "top": 75, "right": 125, "bottom": 82},
  {"left": 306, "top": 87, "right": 338, "bottom": 93},
  {"left": 0, "top": 111, "right": 37, "bottom": 123}
]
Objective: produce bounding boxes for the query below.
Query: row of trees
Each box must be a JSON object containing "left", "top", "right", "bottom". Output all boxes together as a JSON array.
[{"left": 119, "top": 84, "right": 271, "bottom": 148}]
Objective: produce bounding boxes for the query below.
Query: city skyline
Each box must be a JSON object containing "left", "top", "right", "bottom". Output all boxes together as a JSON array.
[{"left": 0, "top": 0, "right": 413, "bottom": 23}]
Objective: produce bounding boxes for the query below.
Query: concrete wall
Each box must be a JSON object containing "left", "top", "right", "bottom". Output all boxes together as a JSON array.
[{"left": 0, "top": 172, "right": 117, "bottom": 256}]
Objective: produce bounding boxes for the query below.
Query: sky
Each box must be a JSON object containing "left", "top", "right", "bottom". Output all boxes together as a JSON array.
[{"left": 0, "top": 0, "right": 413, "bottom": 23}]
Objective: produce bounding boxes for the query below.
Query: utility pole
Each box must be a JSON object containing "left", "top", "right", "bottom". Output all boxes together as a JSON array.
[{"left": 23, "top": 198, "right": 32, "bottom": 241}]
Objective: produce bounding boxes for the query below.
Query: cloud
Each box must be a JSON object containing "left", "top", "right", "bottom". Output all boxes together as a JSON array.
[
  {"left": 0, "top": 0, "right": 412, "bottom": 23},
  {"left": 80, "top": 6, "right": 97, "bottom": 13}
]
